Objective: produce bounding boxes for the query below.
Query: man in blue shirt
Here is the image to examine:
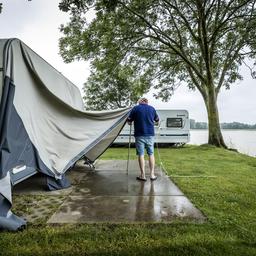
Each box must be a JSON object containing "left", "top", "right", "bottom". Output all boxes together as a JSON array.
[{"left": 127, "top": 98, "right": 159, "bottom": 181}]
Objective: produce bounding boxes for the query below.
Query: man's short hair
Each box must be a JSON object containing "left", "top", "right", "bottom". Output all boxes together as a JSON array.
[{"left": 138, "top": 97, "right": 148, "bottom": 104}]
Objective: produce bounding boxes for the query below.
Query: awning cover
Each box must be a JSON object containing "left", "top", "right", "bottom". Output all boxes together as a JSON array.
[{"left": 0, "top": 38, "right": 130, "bottom": 230}]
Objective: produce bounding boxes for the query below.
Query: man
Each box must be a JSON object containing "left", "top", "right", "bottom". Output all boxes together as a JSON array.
[{"left": 127, "top": 98, "right": 159, "bottom": 181}]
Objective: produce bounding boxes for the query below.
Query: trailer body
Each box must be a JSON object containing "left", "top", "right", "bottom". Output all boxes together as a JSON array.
[{"left": 114, "top": 109, "right": 190, "bottom": 145}]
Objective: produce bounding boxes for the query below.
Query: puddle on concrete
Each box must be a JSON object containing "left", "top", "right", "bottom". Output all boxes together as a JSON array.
[{"left": 48, "top": 195, "right": 205, "bottom": 223}]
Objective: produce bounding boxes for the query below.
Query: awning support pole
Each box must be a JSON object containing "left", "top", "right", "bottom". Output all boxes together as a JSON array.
[{"left": 126, "top": 124, "right": 132, "bottom": 175}]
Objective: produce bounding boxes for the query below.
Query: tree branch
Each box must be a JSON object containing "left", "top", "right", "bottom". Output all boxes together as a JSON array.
[
  {"left": 163, "top": 3, "right": 183, "bottom": 47},
  {"left": 210, "top": 0, "right": 252, "bottom": 43},
  {"left": 162, "top": 0, "right": 199, "bottom": 43},
  {"left": 186, "top": 65, "right": 207, "bottom": 100},
  {"left": 216, "top": 41, "right": 244, "bottom": 93},
  {"left": 196, "top": 0, "right": 213, "bottom": 85},
  {"left": 242, "top": 59, "right": 256, "bottom": 78},
  {"left": 116, "top": 1, "right": 206, "bottom": 83},
  {"left": 131, "top": 46, "right": 172, "bottom": 55}
]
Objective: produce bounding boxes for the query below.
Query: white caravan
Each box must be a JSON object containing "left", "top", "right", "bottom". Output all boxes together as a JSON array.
[{"left": 114, "top": 109, "right": 190, "bottom": 145}]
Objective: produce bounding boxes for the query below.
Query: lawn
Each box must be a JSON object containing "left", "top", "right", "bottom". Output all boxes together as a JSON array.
[{"left": 1, "top": 145, "right": 256, "bottom": 256}]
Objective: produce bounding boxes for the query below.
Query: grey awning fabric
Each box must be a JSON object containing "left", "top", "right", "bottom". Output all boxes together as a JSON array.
[{"left": 0, "top": 38, "right": 130, "bottom": 230}]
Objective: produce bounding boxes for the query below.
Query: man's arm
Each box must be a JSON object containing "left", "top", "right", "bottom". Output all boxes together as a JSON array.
[{"left": 154, "top": 110, "right": 159, "bottom": 125}]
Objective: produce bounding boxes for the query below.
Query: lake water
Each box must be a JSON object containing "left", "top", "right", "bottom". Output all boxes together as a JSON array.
[{"left": 189, "top": 130, "right": 256, "bottom": 157}]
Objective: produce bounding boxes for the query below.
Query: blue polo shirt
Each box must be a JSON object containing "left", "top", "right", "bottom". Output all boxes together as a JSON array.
[{"left": 128, "top": 103, "right": 159, "bottom": 137}]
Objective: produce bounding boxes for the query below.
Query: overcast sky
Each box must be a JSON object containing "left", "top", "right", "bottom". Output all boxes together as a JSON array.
[{"left": 1, "top": 0, "right": 255, "bottom": 124}]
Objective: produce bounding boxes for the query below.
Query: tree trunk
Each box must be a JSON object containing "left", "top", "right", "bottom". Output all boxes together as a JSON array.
[{"left": 204, "top": 87, "right": 227, "bottom": 148}]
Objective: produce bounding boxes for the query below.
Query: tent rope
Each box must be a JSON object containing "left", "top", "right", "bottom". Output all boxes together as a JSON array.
[{"left": 155, "top": 122, "right": 168, "bottom": 176}]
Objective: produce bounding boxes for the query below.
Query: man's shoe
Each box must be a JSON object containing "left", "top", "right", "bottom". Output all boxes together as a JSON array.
[
  {"left": 150, "top": 176, "right": 157, "bottom": 181},
  {"left": 136, "top": 176, "right": 147, "bottom": 181}
]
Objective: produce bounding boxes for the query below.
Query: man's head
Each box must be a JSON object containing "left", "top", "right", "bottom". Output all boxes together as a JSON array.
[{"left": 138, "top": 97, "right": 148, "bottom": 104}]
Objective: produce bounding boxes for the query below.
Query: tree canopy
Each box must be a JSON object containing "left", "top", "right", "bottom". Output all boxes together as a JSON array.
[
  {"left": 83, "top": 65, "right": 151, "bottom": 110},
  {"left": 58, "top": 0, "right": 256, "bottom": 147}
]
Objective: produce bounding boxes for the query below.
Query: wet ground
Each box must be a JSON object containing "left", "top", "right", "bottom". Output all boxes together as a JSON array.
[{"left": 13, "top": 160, "right": 205, "bottom": 224}]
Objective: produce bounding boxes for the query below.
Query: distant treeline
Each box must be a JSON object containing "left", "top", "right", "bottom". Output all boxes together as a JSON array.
[{"left": 190, "top": 120, "right": 256, "bottom": 129}]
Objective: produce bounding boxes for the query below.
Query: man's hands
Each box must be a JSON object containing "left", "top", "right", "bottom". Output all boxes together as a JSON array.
[{"left": 127, "top": 117, "right": 133, "bottom": 125}]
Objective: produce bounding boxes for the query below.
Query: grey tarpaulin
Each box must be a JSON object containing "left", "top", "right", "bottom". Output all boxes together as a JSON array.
[{"left": 0, "top": 38, "right": 130, "bottom": 230}]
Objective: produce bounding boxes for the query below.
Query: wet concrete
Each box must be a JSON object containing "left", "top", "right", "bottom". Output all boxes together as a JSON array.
[{"left": 48, "top": 160, "right": 206, "bottom": 223}]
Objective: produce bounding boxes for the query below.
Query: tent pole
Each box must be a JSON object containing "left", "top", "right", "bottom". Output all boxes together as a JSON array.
[{"left": 126, "top": 124, "right": 132, "bottom": 175}]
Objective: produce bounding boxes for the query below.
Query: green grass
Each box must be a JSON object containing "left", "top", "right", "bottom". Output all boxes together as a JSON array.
[{"left": 1, "top": 145, "right": 256, "bottom": 255}]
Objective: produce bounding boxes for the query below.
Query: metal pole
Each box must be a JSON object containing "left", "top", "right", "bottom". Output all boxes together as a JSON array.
[{"left": 126, "top": 124, "right": 132, "bottom": 175}]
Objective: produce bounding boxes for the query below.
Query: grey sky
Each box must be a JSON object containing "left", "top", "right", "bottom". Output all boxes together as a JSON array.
[{"left": 1, "top": 0, "right": 255, "bottom": 124}]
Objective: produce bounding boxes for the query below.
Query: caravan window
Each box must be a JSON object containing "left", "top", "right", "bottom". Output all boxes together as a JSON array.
[{"left": 166, "top": 118, "right": 183, "bottom": 128}]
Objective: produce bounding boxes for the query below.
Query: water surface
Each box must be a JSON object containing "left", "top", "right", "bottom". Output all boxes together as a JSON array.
[{"left": 189, "top": 130, "right": 256, "bottom": 157}]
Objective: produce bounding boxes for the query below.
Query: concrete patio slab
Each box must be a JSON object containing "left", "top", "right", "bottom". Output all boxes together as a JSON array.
[{"left": 47, "top": 160, "right": 206, "bottom": 223}]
